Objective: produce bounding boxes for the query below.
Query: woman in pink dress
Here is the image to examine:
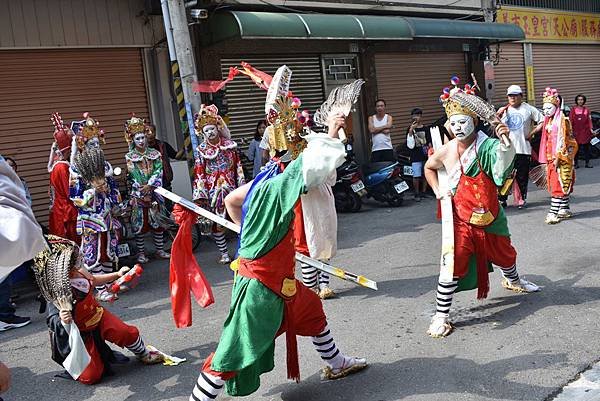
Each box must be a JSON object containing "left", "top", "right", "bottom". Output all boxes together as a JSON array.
[{"left": 569, "top": 94, "right": 593, "bottom": 168}]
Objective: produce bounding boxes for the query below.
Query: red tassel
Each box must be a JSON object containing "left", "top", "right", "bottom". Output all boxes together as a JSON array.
[
  {"left": 474, "top": 229, "right": 490, "bottom": 300},
  {"left": 284, "top": 302, "right": 300, "bottom": 382}
]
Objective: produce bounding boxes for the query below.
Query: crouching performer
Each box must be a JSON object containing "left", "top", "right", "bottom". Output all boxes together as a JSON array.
[
  {"left": 33, "top": 235, "right": 165, "bottom": 385},
  {"left": 424, "top": 77, "right": 540, "bottom": 338},
  {"left": 188, "top": 68, "right": 367, "bottom": 401}
]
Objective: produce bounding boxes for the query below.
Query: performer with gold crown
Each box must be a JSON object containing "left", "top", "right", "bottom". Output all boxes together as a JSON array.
[
  {"left": 192, "top": 105, "right": 245, "bottom": 264},
  {"left": 69, "top": 114, "right": 122, "bottom": 302},
  {"left": 33, "top": 235, "right": 166, "bottom": 385},
  {"left": 423, "top": 76, "right": 540, "bottom": 338},
  {"left": 47, "top": 112, "right": 79, "bottom": 242},
  {"left": 124, "top": 114, "right": 171, "bottom": 263},
  {"left": 187, "top": 66, "right": 367, "bottom": 401},
  {"left": 538, "top": 88, "right": 578, "bottom": 224}
]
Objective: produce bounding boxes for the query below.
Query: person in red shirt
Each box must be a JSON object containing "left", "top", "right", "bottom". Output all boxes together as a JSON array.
[
  {"left": 569, "top": 94, "right": 593, "bottom": 168},
  {"left": 47, "top": 113, "right": 79, "bottom": 242}
]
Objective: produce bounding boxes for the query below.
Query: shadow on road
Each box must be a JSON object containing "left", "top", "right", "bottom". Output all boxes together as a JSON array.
[{"left": 263, "top": 352, "right": 566, "bottom": 401}]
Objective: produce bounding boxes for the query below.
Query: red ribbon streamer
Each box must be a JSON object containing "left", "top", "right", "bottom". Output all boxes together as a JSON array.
[
  {"left": 192, "top": 62, "right": 273, "bottom": 93},
  {"left": 169, "top": 205, "right": 214, "bottom": 328}
]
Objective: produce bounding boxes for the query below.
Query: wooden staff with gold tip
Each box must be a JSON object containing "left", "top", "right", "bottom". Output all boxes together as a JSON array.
[{"left": 155, "top": 187, "right": 378, "bottom": 291}]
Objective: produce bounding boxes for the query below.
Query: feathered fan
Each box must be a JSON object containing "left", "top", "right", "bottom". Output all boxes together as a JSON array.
[
  {"left": 528, "top": 164, "right": 548, "bottom": 189},
  {"left": 314, "top": 79, "right": 365, "bottom": 142},
  {"left": 73, "top": 148, "right": 106, "bottom": 184},
  {"left": 451, "top": 91, "right": 510, "bottom": 147}
]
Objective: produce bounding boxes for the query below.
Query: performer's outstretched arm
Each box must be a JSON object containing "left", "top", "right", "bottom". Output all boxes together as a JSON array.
[{"left": 425, "top": 150, "right": 445, "bottom": 199}]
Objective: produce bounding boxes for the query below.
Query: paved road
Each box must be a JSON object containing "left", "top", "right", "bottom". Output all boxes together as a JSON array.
[{"left": 1, "top": 162, "right": 599, "bottom": 401}]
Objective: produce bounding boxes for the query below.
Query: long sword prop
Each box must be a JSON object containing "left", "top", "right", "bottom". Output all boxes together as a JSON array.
[
  {"left": 430, "top": 127, "right": 455, "bottom": 282},
  {"left": 156, "top": 187, "right": 378, "bottom": 291}
]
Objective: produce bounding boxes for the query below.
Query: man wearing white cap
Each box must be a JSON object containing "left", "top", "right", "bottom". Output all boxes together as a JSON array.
[{"left": 496, "top": 85, "right": 544, "bottom": 208}]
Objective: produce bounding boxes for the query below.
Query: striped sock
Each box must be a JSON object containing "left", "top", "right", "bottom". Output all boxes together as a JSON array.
[
  {"left": 190, "top": 371, "right": 225, "bottom": 401},
  {"left": 300, "top": 262, "right": 318, "bottom": 289},
  {"left": 152, "top": 231, "right": 164, "bottom": 251},
  {"left": 101, "top": 262, "right": 114, "bottom": 274},
  {"left": 549, "top": 197, "right": 561, "bottom": 215},
  {"left": 90, "top": 264, "right": 106, "bottom": 292},
  {"left": 213, "top": 232, "right": 228, "bottom": 255},
  {"left": 126, "top": 336, "right": 147, "bottom": 357},
  {"left": 500, "top": 264, "right": 520, "bottom": 284},
  {"left": 436, "top": 280, "right": 458, "bottom": 317},
  {"left": 558, "top": 196, "right": 570, "bottom": 211},
  {"left": 312, "top": 325, "right": 346, "bottom": 369},
  {"left": 135, "top": 234, "right": 146, "bottom": 255},
  {"left": 318, "top": 272, "right": 330, "bottom": 290}
]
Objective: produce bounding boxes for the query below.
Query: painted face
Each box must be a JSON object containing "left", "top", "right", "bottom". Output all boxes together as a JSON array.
[
  {"left": 449, "top": 114, "right": 476, "bottom": 142},
  {"left": 202, "top": 124, "right": 219, "bottom": 141},
  {"left": 134, "top": 132, "right": 147, "bottom": 149},
  {"left": 86, "top": 137, "right": 100, "bottom": 150},
  {"left": 542, "top": 102, "right": 557, "bottom": 117}
]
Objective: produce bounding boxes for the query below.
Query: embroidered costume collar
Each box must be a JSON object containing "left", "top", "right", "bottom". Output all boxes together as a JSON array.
[
  {"left": 126, "top": 148, "right": 161, "bottom": 162},
  {"left": 197, "top": 138, "right": 237, "bottom": 160}
]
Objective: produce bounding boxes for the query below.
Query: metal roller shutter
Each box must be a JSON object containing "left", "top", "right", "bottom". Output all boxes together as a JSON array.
[
  {"left": 0, "top": 49, "right": 149, "bottom": 224},
  {"left": 533, "top": 44, "right": 600, "bottom": 111},
  {"left": 374, "top": 52, "right": 467, "bottom": 147},
  {"left": 220, "top": 56, "right": 325, "bottom": 152},
  {"left": 492, "top": 43, "right": 526, "bottom": 107}
]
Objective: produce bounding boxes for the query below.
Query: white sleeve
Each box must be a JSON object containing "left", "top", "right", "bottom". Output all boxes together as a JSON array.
[
  {"left": 259, "top": 131, "right": 270, "bottom": 150},
  {"left": 301, "top": 133, "right": 346, "bottom": 190},
  {"left": 529, "top": 104, "right": 544, "bottom": 123},
  {"left": 0, "top": 158, "right": 46, "bottom": 278}
]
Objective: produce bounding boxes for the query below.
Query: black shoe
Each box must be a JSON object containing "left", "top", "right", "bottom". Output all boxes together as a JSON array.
[
  {"left": 0, "top": 315, "right": 31, "bottom": 331},
  {"left": 501, "top": 201, "right": 508, "bottom": 208}
]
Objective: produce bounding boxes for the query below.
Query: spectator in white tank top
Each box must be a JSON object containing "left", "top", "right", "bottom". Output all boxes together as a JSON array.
[{"left": 368, "top": 99, "right": 395, "bottom": 162}]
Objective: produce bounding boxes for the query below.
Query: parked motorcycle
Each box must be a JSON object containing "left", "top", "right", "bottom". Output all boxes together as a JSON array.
[
  {"left": 362, "top": 161, "right": 408, "bottom": 207},
  {"left": 333, "top": 158, "right": 365, "bottom": 213},
  {"left": 591, "top": 111, "right": 600, "bottom": 159}
]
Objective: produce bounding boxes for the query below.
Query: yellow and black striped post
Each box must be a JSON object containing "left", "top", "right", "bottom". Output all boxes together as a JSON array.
[{"left": 171, "top": 60, "right": 196, "bottom": 177}]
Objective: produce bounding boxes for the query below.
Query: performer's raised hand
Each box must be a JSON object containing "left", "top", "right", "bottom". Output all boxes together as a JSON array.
[
  {"left": 494, "top": 122, "right": 511, "bottom": 146},
  {"left": 59, "top": 309, "right": 73, "bottom": 324},
  {"left": 118, "top": 266, "right": 131, "bottom": 277},
  {"left": 327, "top": 113, "right": 346, "bottom": 139}
]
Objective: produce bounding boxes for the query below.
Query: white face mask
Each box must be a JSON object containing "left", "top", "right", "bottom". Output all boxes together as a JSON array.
[
  {"left": 449, "top": 114, "right": 476, "bottom": 142},
  {"left": 134, "top": 133, "right": 147, "bottom": 149},
  {"left": 542, "top": 102, "right": 557, "bottom": 117},
  {"left": 202, "top": 124, "right": 219, "bottom": 141},
  {"left": 86, "top": 137, "right": 100, "bottom": 150}
]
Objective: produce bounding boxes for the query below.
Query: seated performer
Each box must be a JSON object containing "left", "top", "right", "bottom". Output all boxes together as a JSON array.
[
  {"left": 538, "top": 88, "right": 577, "bottom": 224},
  {"left": 33, "top": 235, "right": 163, "bottom": 385},
  {"left": 124, "top": 115, "right": 171, "bottom": 263},
  {"left": 188, "top": 68, "right": 367, "bottom": 401},
  {"left": 424, "top": 77, "right": 540, "bottom": 338},
  {"left": 192, "top": 105, "right": 245, "bottom": 264}
]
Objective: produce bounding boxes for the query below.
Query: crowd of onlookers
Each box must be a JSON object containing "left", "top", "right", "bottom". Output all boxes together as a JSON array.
[{"left": 367, "top": 85, "right": 597, "bottom": 204}]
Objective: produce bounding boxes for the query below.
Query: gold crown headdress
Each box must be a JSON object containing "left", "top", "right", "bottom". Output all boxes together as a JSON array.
[
  {"left": 440, "top": 76, "right": 478, "bottom": 119},
  {"left": 194, "top": 104, "right": 222, "bottom": 132},
  {"left": 124, "top": 113, "right": 147, "bottom": 144},
  {"left": 75, "top": 112, "right": 105, "bottom": 150},
  {"left": 542, "top": 87, "right": 560, "bottom": 106}
]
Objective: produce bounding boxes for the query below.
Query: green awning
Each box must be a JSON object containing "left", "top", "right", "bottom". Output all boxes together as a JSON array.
[
  {"left": 206, "top": 11, "right": 524, "bottom": 43},
  {"left": 207, "top": 11, "right": 412, "bottom": 42},
  {"left": 405, "top": 17, "right": 525, "bottom": 41}
]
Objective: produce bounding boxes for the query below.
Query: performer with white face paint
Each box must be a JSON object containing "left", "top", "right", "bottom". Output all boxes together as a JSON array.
[
  {"left": 192, "top": 105, "right": 245, "bottom": 264},
  {"left": 424, "top": 77, "right": 540, "bottom": 338},
  {"left": 124, "top": 115, "right": 170, "bottom": 263},
  {"left": 537, "top": 88, "right": 577, "bottom": 224}
]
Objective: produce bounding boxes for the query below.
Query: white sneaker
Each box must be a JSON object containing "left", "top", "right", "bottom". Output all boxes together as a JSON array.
[
  {"left": 97, "top": 289, "right": 118, "bottom": 302},
  {"left": 155, "top": 250, "right": 171, "bottom": 259},
  {"left": 427, "top": 315, "right": 453, "bottom": 338},
  {"left": 502, "top": 278, "right": 541, "bottom": 293},
  {"left": 218, "top": 254, "right": 231, "bottom": 264},
  {"left": 136, "top": 253, "right": 149, "bottom": 264},
  {"left": 557, "top": 209, "right": 573, "bottom": 219}
]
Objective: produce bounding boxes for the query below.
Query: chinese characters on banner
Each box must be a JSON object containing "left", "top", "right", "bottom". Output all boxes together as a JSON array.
[{"left": 498, "top": 6, "right": 600, "bottom": 42}]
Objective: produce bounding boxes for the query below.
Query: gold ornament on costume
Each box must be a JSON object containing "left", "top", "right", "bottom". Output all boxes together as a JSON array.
[
  {"left": 124, "top": 113, "right": 147, "bottom": 145},
  {"left": 440, "top": 76, "right": 478, "bottom": 119},
  {"left": 542, "top": 87, "right": 560, "bottom": 106},
  {"left": 194, "top": 104, "right": 222, "bottom": 132},
  {"left": 75, "top": 112, "right": 105, "bottom": 150}
]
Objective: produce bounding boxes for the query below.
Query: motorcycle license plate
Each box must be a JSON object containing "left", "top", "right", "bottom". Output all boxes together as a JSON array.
[
  {"left": 403, "top": 165, "right": 414, "bottom": 176},
  {"left": 591, "top": 137, "right": 600, "bottom": 146},
  {"left": 351, "top": 180, "right": 365, "bottom": 193},
  {"left": 394, "top": 181, "right": 409, "bottom": 194},
  {"left": 117, "top": 243, "right": 131, "bottom": 257}
]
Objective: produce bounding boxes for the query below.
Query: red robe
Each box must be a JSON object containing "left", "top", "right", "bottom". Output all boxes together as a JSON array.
[{"left": 48, "top": 162, "right": 78, "bottom": 242}]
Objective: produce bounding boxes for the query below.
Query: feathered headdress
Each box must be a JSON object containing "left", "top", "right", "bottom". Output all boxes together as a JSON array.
[
  {"left": 72, "top": 148, "right": 106, "bottom": 184},
  {"left": 33, "top": 235, "right": 80, "bottom": 312},
  {"left": 440, "top": 76, "right": 478, "bottom": 119}
]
